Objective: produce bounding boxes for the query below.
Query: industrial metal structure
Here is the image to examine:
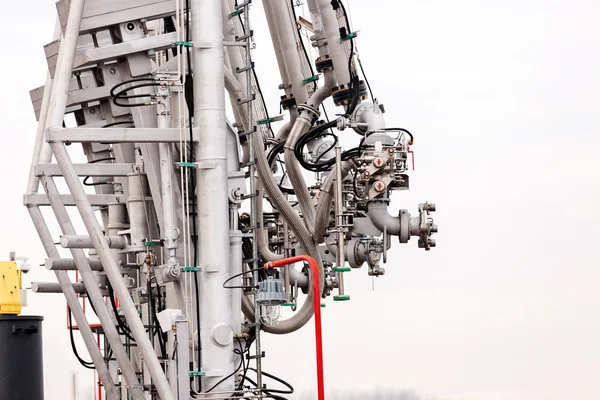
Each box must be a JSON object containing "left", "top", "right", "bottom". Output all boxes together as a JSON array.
[{"left": 22, "top": 0, "right": 437, "bottom": 398}]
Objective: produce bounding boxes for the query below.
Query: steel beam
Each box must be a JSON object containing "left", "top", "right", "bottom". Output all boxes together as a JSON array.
[
  {"left": 35, "top": 163, "right": 135, "bottom": 177},
  {"left": 73, "top": 32, "right": 178, "bottom": 69},
  {"left": 47, "top": 127, "right": 198, "bottom": 143},
  {"left": 23, "top": 194, "right": 125, "bottom": 207}
]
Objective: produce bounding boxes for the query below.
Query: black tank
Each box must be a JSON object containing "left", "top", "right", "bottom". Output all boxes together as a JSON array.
[{"left": 0, "top": 315, "right": 44, "bottom": 400}]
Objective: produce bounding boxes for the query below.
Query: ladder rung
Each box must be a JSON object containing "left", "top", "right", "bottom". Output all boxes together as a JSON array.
[
  {"left": 238, "top": 126, "right": 257, "bottom": 137},
  {"left": 236, "top": 62, "right": 255, "bottom": 73},
  {"left": 237, "top": 94, "right": 256, "bottom": 105},
  {"left": 246, "top": 351, "right": 265, "bottom": 360},
  {"left": 240, "top": 190, "right": 259, "bottom": 200},
  {"left": 239, "top": 159, "right": 257, "bottom": 168},
  {"left": 241, "top": 225, "right": 259, "bottom": 233},
  {"left": 235, "top": 0, "right": 252, "bottom": 10},
  {"left": 235, "top": 31, "right": 254, "bottom": 42}
]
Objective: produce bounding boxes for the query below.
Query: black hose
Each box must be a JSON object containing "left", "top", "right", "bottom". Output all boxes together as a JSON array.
[{"left": 67, "top": 307, "right": 95, "bottom": 369}]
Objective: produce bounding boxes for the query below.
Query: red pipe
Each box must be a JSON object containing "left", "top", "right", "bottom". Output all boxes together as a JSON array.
[{"left": 265, "top": 256, "right": 325, "bottom": 400}]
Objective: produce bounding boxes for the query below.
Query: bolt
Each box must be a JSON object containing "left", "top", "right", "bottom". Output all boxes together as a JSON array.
[
  {"left": 373, "top": 181, "right": 386, "bottom": 192},
  {"left": 427, "top": 203, "right": 436, "bottom": 212},
  {"left": 430, "top": 224, "right": 438, "bottom": 233},
  {"left": 127, "top": 23, "right": 135, "bottom": 31},
  {"left": 89, "top": 108, "right": 96, "bottom": 115},
  {"left": 109, "top": 67, "right": 116, "bottom": 75},
  {"left": 388, "top": 148, "right": 395, "bottom": 154},
  {"left": 429, "top": 239, "right": 436, "bottom": 248}
]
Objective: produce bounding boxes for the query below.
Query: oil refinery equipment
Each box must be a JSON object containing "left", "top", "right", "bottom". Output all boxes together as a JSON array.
[{"left": 22, "top": 0, "right": 437, "bottom": 399}]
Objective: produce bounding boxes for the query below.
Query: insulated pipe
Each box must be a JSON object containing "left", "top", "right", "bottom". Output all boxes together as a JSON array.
[
  {"left": 48, "top": 143, "right": 175, "bottom": 400},
  {"left": 252, "top": 127, "right": 323, "bottom": 334},
  {"left": 283, "top": 116, "right": 316, "bottom": 233},
  {"left": 255, "top": 183, "right": 283, "bottom": 262},
  {"left": 40, "top": 176, "right": 148, "bottom": 400},
  {"left": 282, "top": 72, "right": 337, "bottom": 235},
  {"left": 27, "top": 207, "right": 119, "bottom": 400},
  {"left": 60, "top": 235, "right": 127, "bottom": 249},
  {"left": 266, "top": 256, "right": 325, "bottom": 400},
  {"left": 367, "top": 201, "right": 401, "bottom": 235},
  {"left": 263, "top": 0, "right": 309, "bottom": 106},
  {"left": 316, "top": 0, "right": 351, "bottom": 87},
  {"left": 255, "top": 183, "right": 310, "bottom": 289},
  {"left": 191, "top": 0, "right": 236, "bottom": 392},
  {"left": 261, "top": 0, "right": 294, "bottom": 102}
]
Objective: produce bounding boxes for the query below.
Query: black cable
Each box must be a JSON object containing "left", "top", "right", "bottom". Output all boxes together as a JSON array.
[
  {"left": 223, "top": 267, "right": 263, "bottom": 290},
  {"left": 101, "top": 121, "right": 134, "bottom": 128},
  {"left": 67, "top": 307, "right": 95, "bottom": 369},
  {"left": 294, "top": 119, "right": 366, "bottom": 172},
  {"left": 359, "top": 128, "right": 414, "bottom": 146},
  {"left": 110, "top": 79, "right": 162, "bottom": 108},
  {"left": 266, "top": 142, "right": 295, "bottom": 195},
  {"left": 246, "top": 368, "right": 294, "bottom": 395},
  {"left": 290, "top": 0, "right": 318, "bottom": 94},
  {"left": 357, "top": 55, "right": 374, "bottom": 102},
  {"left": 203, "top": 336, "right": 253, "bottom": 394},
  {"left": 181, "top": 0, "right": 203, "bottom": 390},
  {"left": 107, "top": 282, "right": 136, "bottom": 342},
  {"left": 83, "top": 157, "right": 116, "bottom": 186},
  {"left": 147, "top": 279, "right": 167, "bottom": 359}
]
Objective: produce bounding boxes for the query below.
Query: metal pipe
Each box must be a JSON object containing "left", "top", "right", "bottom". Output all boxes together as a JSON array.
[
  {"left": 266, "top": 256, "right": 325, "bottom": 400},
  {"left": 367, "top": 201, "right": 401, "bottom": 235},
  {"left": 26, "top": 18, "right": 61, "bottom": 194},
  {"left": 263, "top": 0, "right": 309, "bottom": 106},
  {"left": 252, "top": 126, "right": 323, "bottom": 334},
  {"left": 230, "top": 230, "right": 243, "bottom": 335},
  {"left": 31, "top": 282, "right": 87, "bottom": 294},
  {"left": 191, "top": 0, "right": 235, "bottom": 392},
  {"left": 158, "top": 106, "right": 178, "bottom": 264},
  {"left": 281, "top": 70, "right": 336, "bottom": 236},
  {"left": 47, "top": 143, "right": 175, "bottom": 400},
  {"left": 46, "top": 258, "right": 104, "bottom": 271},
  {"left": 27, "top": 207, "right": 119, "bottom": 400},
  {"left": 38, "top": 0, "right": 86, "bottom": 168},
  {"left": 40, "top": 176, "right": 147, "bottom": 400},
  {"left": 316, "top": 0, "right": 351, "bottom": 87},
  {"left": 334, "top": 146, "right": 346, "bottom": 296},
  {"left": 60, "top": 235, "right": 127, "bottom": 249},
  {"left": 314, "top": 160, "right": 352, "bottom": 242}
]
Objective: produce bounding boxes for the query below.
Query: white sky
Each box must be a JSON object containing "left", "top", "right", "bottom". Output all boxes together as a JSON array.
[{"left": 1, "top": 1, "right": 599, "bottom": 400}]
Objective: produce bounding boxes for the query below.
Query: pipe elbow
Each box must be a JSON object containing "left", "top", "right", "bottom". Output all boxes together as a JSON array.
[{"left": 367, "top": 202, "right": 401, "bottom": 236}]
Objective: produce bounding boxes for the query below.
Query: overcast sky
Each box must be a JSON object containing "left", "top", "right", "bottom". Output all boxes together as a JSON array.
[{"left": 1, "top": 1, "right": 599, "bottom": 400}]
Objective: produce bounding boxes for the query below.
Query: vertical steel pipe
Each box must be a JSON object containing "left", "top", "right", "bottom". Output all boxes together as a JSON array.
[{"left": 190, "top": 0, "right": 235, "bottom": 392}]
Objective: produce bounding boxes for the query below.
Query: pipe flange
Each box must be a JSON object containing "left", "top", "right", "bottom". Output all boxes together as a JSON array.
[
  {"left": 315, "top": 55, "right": 334, "bottom": 72},
  {"left": 280, "top": 94, "right": 297, "bottom": 110},
  {"left": 297, "top": 103, "right": 320, "bottom": 121},
  {"left": 399, "top": 209, "right": 410, "bottom": 243}
]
